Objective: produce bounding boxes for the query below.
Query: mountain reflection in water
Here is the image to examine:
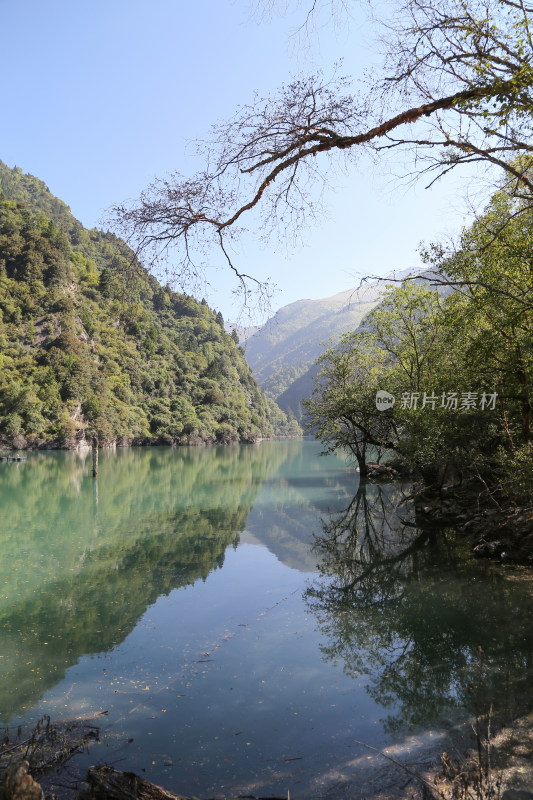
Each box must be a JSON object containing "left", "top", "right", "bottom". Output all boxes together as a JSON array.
[{"left": 1, "top": 442, "right": 531, "bottom": 799}]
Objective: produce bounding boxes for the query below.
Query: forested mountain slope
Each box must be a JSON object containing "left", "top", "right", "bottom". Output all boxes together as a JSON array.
[
  {"left": 244, "top": 268, "right": 440, "bottom": 418},
  {"left": 244, "top": 286, "right": 384, "bottom": 401},
  {"left": 243, "top": 278, "right": 420, "bottom": 417},
  {"left": 0, "top": 161, "right": 299, "bottom": 448}
]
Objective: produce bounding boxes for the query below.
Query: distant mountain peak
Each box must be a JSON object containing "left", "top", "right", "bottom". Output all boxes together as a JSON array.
[{"left": 243, "top": 268, "right": 432, "bottom": 419}]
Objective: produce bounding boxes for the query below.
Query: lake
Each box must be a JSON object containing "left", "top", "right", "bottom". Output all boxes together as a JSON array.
[{"left": 1, "top": 441, "right": 532, "bottom": 798}]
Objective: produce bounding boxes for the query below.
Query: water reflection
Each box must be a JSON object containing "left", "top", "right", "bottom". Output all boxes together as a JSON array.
[
  {"left": 0, "top": 442, "right": 356, "bottom": 721},
  {"left": 0, "top": 444, "right": 290, "bottom": 719},
  {"left": 306, "top": 482, "right": 533, "bottom": 735},
  {"left": 2, "top": 446, "right": 533, "bottom": 799}
]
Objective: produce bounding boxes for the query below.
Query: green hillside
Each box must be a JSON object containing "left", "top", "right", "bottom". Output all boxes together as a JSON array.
[
  {"left": 244, "top": 271, "right": 437, "bottom": 420},
  {"left": 0, "top": 161, "right": 300, "bottom": 448},
  {"left": 243, "top": 285, "right": 385, "bottom": 417}
]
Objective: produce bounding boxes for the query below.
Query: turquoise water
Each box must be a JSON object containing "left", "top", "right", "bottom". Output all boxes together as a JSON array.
[{"left": 1, "top": 441, "right": 532, "bottom": 798}]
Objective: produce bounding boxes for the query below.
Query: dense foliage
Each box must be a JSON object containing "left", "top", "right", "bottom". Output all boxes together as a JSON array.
[
  {"left": 305, "top": 173, "right": 533, "bottom": 503},
  {"left": 0, "top": 162, "right": 300, "bottom": 447}
]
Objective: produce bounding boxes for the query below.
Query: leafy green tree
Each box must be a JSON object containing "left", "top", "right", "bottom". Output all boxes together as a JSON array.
[
  {"left": 2, "top": 412, "right": 22, "bottom": 437},
  {"left": 425, "top": 178, "right": 533, "bottom": 451},
  {"left": 303, "top": 329, "right": 397, "bottom": 474},
  {"left": 98, "top": 267, "right": 114, "bottom": 298},
  {"left": 306, "top": 276, "right": 513, "bottom": 483},
  {"left": 25, "top": 317, "right": 36, "bottom": 344},
  {"left": 412, "top": 171, "right": 533, "bottom": 494},
  {"left": 363, "top": 283, "right": 446, "bottom": 393}
]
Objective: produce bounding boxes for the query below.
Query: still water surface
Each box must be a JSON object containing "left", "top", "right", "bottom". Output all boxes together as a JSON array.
[{"left": 1, "top": 441, "right": 532, "bottom": 797}]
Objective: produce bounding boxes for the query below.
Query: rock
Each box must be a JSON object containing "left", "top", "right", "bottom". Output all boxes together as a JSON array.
[
  {"left": 364, "top": 462, "right": 399, "bottom": 482},
  {"left": 2, "top": 760, "right": 44, "bottom": 800},
  {"left": 502, "top": 791, "right": 533, "bottom": 800},
  {"left": 473, "top": 539, "right": 501, "bottom": 557}
]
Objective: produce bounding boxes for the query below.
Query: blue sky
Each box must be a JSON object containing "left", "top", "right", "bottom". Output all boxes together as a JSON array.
[{"left": 1, "top": 0, "right": 478, "bottom": 321}]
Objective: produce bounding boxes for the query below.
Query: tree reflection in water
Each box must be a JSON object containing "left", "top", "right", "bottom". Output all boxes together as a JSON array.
[{"left": 305, "top": 481, "right": 533, "bottom": 736}]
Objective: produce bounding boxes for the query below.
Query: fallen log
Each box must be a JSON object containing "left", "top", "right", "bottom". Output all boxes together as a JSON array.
[{"left": 76, "top": 765, "right": 288, "bottom": 800}]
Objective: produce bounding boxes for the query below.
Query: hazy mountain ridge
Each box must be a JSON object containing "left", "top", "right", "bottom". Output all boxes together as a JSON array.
[
  {"left": 244, "top": 270, "right": 430, "bottom": 417},
  {"left": 244, "top": 284, "right": 386, "bottom": 415}
]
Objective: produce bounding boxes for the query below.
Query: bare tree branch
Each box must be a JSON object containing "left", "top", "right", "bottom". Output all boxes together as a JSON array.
[{"left": 109, "top": 0, "right": 533, "bottom": 298}]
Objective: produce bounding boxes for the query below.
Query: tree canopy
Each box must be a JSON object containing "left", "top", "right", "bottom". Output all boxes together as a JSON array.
[
  {"left": 305, "top": 173, "right": 532, "bottom": 499},
  {"left": 0, "top": 162, "right": 301, "bottom": 446}
]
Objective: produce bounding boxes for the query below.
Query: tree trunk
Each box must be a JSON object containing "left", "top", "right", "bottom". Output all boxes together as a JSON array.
[
  {"left": 515, "top": 344, "right": 531, "bottom": 450},
  {"left": 92, "top": 434, "right": 99, "bottom": 478},
  {"left": 516, "top": 371, "right": 531, "bottom": 450}
]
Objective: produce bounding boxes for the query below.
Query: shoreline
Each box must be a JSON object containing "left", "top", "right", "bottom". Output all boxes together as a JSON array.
[
  {"left": 412, "top": 484, "right": 533, "bottom": 567},
  {"left": 360, "top": 461, "right": 533, "bottom": 567},
  {"left": 0, "top": 433, "right": 303, "bottom": 453},
  {"left": 3, "top": 702, "right": 532, "bottom": 800}
]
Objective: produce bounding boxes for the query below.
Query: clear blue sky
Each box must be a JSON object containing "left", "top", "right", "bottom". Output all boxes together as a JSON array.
[{"left": 1, "top": 0, "right": 478, "bottom": 322}]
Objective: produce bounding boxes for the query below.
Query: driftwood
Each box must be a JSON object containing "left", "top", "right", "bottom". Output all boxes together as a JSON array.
[
  {"left": 76, "top": 765, "right": 288, "bottom": 800},
  {"left": 75, "top": 765, "right": 194, "bottom": 799},
  {"left": 1, "top": 714, "right": 101, "bottom": 770}
]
